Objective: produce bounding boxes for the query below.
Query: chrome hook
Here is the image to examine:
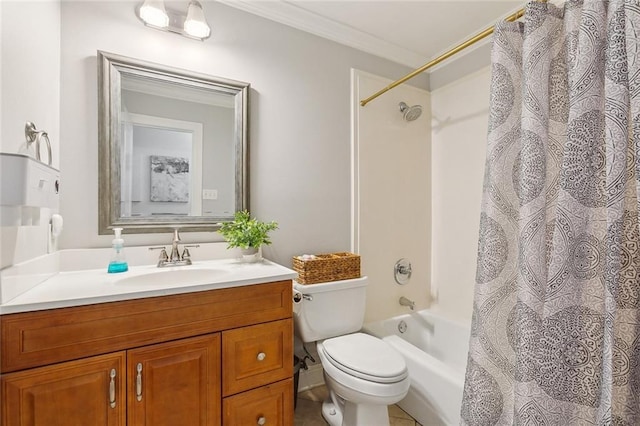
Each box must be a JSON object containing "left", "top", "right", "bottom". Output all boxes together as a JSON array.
[{"left": 25, "top": 121, "right": 52, "bottom": 166}]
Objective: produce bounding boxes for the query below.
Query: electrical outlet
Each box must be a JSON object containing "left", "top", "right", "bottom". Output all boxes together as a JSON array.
[{"left": 202, "top": 189, "right": 218, "bottom": 200}]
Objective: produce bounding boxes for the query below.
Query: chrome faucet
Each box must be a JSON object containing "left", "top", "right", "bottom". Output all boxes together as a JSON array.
[
  {"left": 149, "top": 229, "right": 200, "bottom": 267},
  {"left": 399, "top": 296, "right": 415, "bottom": 310},
  {"left": 170, "top": 229, "right": 182, "bottom": 262}
]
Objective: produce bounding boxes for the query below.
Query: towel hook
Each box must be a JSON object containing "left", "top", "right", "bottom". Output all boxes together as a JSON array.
[{"left": 25, "top": 121, "right": 52, "bottom": 166}]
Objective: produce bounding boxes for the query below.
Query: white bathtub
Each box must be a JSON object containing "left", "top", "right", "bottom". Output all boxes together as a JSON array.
[{"left": 364, "top": 310, "right": 471, "bottom": 426}]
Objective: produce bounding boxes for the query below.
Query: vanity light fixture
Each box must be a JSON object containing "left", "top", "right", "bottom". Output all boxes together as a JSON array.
[{"left": 136, "top": 0, "right": 211, "bottom": 41}]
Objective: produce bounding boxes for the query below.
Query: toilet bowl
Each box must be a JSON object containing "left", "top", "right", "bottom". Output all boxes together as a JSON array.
[
  {"left": 317, "top": 333, "right": 410, "bottom": 426},
  {"left": 292, "top": 278, "right": 410, "bottom": 426}
]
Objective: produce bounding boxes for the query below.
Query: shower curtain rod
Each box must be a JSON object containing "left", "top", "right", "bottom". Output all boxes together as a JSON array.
[{"left": 359, "top": 4, "right": 534, "bottom": 107}]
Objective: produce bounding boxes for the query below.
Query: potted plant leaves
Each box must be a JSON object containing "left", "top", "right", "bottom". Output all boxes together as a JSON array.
[{"left": 218, "top": 210, "right": 278, "bottom": 261}]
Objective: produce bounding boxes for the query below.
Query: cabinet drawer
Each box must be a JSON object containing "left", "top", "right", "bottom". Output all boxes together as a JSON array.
[
  {"left": 222, "top": 319, "right": 293, "bottom": 396},
  {"left": 222, "top": 378, "right": 293, "bottom": 426},
  {"left": 2, "top": 280, "right": 292, "bottom": 373}
]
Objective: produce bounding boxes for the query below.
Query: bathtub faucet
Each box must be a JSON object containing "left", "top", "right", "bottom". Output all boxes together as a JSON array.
[{"left": 399, "top": 296, "right": 415, "bottom": 310}]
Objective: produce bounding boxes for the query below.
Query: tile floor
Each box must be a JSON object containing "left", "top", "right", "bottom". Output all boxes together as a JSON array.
[{"left": 294, "top": 385, "right": 423, "bottom": 426}]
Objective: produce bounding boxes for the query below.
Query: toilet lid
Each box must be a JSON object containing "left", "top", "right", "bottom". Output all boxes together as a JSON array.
[{"left": 321, "top": 333, "right": 408, "bottom": 383}]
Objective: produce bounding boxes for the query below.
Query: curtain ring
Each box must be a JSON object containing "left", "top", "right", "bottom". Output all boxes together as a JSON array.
[{"left": 24, "top": 121, "right": 52, "bottom": 166}]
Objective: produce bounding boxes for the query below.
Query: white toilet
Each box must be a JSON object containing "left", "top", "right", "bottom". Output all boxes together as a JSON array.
[{"left": 292, "top": 277, "right": 410, "bottom": 426}]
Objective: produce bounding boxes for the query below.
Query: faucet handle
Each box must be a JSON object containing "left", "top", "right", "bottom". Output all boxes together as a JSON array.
[
  {"left": 181, "top": 245, "right": 200, "bottom": 261},
  {"left": 149, "top": 246, "right": 169, "bottom": 264}
]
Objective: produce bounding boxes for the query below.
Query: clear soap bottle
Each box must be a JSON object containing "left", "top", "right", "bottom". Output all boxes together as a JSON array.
[{"left": 108, "top": 227, "right": 129, "bottom": 273}]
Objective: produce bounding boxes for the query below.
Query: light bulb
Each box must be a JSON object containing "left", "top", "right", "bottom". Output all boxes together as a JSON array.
[
  {"left": 139, "top": 0, "right": 169, "bottom": 28},
  {"left": 184, "top": 1, "right": 211, "bottom": 39}
]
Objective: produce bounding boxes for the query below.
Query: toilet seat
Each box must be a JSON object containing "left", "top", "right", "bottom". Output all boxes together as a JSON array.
[{"left": 321, "top": 333, "right": 408, "bottom": 384}]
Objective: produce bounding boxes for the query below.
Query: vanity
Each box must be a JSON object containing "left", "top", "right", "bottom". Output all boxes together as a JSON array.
[
  {"left": 0, "top": 48, "right": 290, "bottom": 425},
  {"left": 0, "top": 258, "right": 297, "bottom": 426}
]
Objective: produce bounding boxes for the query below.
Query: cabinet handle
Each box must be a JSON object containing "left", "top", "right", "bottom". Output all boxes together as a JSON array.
[
  {"left": 136, "top": 363, "right": 143, "bottom": 401},
  {"left": 257, "top": 352, "right": 266, "bottom": 361},
  {"left": 257, "top": 416, "right": 266, "bottom": 425},
  {"left": 109, "top": 369, "right": 116, "bottom": 408}
]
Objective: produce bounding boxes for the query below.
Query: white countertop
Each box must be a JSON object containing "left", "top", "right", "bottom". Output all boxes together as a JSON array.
[{"left": 0, "top": 258, "right": 297, "bottom": 314}]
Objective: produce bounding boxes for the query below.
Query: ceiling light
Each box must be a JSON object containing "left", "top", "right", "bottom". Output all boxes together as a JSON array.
[
  {"left": 138, "top": 0, "right": 169, "bottom": 28},
  {"left": 136, "top": 0, "right": 211, "bottom": 41},
  {"left": 184, "top": 1, "right": 211, "bottom": 39}
]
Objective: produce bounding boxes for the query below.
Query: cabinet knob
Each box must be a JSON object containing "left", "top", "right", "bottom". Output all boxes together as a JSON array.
[
  {"left": 257, "top": 352, "right": 266, "bottom": 361},
  {"left": 257, "top": 416, "right": 266, "bottom": 425}
]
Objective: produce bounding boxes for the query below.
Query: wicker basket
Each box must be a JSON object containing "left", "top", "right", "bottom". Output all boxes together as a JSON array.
[{"left": 292, "top": 252, "right": 361, "bottom": 284}]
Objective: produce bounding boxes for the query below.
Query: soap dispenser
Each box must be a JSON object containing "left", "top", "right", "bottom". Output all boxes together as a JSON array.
[{"left": 108, "top": 227, "right": 129, "bottom": 273}]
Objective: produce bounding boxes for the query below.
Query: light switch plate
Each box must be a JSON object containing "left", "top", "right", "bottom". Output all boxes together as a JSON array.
[{"left": 202, "top": 189, "right": 218, "bottom": 200}]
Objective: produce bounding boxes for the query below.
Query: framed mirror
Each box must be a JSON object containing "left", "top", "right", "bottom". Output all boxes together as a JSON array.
[{"left": 98, "top": 51, "right": 248, "bottom": 234}]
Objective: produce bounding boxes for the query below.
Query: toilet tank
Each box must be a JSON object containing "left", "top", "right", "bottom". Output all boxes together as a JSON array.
[{"left": 293, "top": 277, "right": 367, "bottom": 342}]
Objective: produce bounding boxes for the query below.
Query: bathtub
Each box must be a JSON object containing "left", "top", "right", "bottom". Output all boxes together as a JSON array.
[{"left": 363, "top": 310, "right": 471, "bottom": 426}]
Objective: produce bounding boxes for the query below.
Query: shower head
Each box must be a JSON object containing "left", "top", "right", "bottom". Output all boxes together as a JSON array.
[{"left": 399, "top": 101, "right": 423, "bottom": 122}]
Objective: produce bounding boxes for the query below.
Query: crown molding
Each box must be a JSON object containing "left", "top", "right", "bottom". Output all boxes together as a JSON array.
[{"left": 217, "top": 0, "right": 428, "bottom": 69}]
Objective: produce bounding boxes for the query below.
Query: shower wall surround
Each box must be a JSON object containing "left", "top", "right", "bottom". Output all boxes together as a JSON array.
[
  {"left": 352, "top": 70, "right": 431, "bottom": 322},
  {"left": 430, "top": 68, "right": 491, "bottom": 323}
]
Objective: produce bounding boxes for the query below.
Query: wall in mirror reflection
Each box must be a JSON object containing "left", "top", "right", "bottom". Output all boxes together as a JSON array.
[{"left": 120, "top": 87, "right": 235, "bottom": 218}]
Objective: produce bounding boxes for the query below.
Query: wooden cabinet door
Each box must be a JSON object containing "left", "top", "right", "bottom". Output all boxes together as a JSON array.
[
  {"left": 1, "top": 352, "right": 126, "bottom": 426},
  {"left": 222, "top": 378, "right": 293, "bottom": 426},
  {"left": 127, "top": 333, "right": 221, "bottom": 426}
]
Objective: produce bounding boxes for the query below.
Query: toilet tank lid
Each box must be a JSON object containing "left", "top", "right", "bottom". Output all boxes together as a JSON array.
[{"left": 293, "top": 276, "right": 368, "bottom": 293}]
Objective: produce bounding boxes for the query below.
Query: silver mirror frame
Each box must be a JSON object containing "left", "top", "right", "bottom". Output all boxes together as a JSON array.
[{"left": 97, "top": 51, "right": 249, "bottom": 234}]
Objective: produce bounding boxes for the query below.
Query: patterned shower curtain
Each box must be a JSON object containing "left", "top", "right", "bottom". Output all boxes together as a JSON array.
[{"left": 461, "top": 1, "right": 640, "bottom": 424}]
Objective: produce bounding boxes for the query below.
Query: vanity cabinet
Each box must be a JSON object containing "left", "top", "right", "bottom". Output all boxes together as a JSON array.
[{"left": 1, "top": 280, "right": 293, "bottom": 426}]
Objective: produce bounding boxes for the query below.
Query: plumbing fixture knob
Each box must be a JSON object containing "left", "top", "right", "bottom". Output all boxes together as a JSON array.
[
  {"left": 149, "top": 246, "right": 169, "bottom": 262},
  {"left": 181, "top": 244, "right": 200, "bottom": 261},
  {"left": 394, "top": 258, "right": 412, "bottom": 285},
  {"left": 182, "top": 248, "right": 191, "bottom": 260}
]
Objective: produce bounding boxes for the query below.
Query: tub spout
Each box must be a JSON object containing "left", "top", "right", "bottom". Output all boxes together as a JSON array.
[{"left": 399, "top": 296, "right": 415, "bottom": 310}]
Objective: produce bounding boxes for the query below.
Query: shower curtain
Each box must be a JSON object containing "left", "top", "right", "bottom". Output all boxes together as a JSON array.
[{"left": 461, "top": 1, "right": 640, "bottom": 424}]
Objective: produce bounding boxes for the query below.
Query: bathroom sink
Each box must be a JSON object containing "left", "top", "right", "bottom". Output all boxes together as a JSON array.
[{"left": 114, "top": 268, "right": 228, "bottom": 287}]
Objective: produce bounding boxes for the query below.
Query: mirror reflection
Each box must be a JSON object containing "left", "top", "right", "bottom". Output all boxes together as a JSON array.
[{"left": 98, "top": 51, "right": 249, "bottom": 234}]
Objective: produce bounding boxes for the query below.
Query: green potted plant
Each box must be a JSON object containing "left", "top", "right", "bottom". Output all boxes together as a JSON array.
[{"left": 218, "top": 210, "right": 278, "bottom": 261}]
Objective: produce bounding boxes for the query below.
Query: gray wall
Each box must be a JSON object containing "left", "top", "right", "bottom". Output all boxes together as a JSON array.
[
  {"left": 57, "top": 1, "right": 428, "bottom": 266},
  {"left": 1, "top": 1, "right": 61, "bottom": 268}
]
